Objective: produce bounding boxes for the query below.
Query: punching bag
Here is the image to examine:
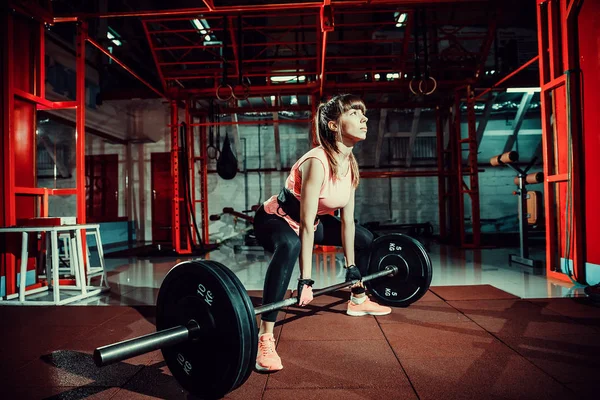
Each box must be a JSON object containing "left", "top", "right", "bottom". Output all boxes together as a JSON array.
[{"left": 217, "top": 133, "right": 238, "bottom": 180}]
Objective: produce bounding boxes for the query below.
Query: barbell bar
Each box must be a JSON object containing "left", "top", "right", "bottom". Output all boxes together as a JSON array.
[
  {"left": 93, "top": 233, "right": 432, "bottom": 399},
  {"left": 93, "top": 265, "right": 398, "bottom": 368}
]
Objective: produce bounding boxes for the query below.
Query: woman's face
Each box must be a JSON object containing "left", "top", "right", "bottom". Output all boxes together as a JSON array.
[{"left": 338, "top": 107, "right": 368, "bottom": 145}]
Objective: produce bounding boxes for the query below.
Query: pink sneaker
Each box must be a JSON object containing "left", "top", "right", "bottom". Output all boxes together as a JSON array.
[
  {"left": 255, "top": 333, "right": 283, "bottom": 372},
  {"left": 347, "top": 297, "right": 392, "bottom": 316}
]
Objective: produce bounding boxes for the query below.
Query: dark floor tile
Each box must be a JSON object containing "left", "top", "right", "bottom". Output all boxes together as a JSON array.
[
  {"left": 416, "top": 290, "right": 445, "bottom": 302},
  {"left": 500, "top": 333, "right": 600, "bottom": 383},
  {"left": 116, "top": 359, "right": 194, "bottom": 399},
  {"left": 0, "top": 325, "right": 96, "bottom": 364},
  {"left": 449, "top": 299, "right": 598, "bottom": 338},
  {"left": 0, "top": 306, "right": 131, "bottom": 327},
  {"left": 2, "top": 386, "right": 120, "bottom": 400},
  {"left": 225, "top": 372, "right": 269, "bottom": 400},
  {"left": 376, "top": 301, "right": 471, "bottom": 324},
  {"left": 401, "top": 354, "right": 578, "bottom": 400},
  {"left": 565, "top": 382, "right": 600, "bottom": 398},
  {"left": 4, "top": 350, "right": 144, "bottom": 388},
  {"left": 265, "top": 340, "right": 410, "bottom": 390},
  {"left": 529, "top": 298, "right": 600, "bottom": 331},
  {"left": 381, "top": 321, "right": 514, "bottom": 359},
  {"left": 277, "top": 310, "right": 384, "bottom": 341},
  {"left": 263, "top": 387, "right": 418, "bottom": 400},
  {"left": 116, "top": 357, "right": 269, "bottom": 400},
  {"left": 430, "top": 285, "right": 519, "bottom": 301}
]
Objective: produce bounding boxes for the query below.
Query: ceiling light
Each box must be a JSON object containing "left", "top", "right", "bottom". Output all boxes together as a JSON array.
[
  {"left": 506, "top": 87, "right": 541, "bottom": 93},
  {"left": 270, "top": 75, "right": 306, "bottom": 83}
]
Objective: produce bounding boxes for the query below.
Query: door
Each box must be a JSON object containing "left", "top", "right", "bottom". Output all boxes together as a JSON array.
[
  {"left": 151, "top": 152, "right": 172, "bottom": 243},
  {"left": 85, "top": 154, "right": 118, "bottom": 221}
]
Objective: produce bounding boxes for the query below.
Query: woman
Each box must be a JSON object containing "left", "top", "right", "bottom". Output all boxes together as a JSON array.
[{"left": 252, "top": 93, "right": 391, "bottom": 372}]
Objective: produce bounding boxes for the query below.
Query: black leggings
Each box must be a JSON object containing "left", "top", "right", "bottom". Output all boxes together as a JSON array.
[{"left": 253, "top": 205, "right": 374, "bottom": 322}]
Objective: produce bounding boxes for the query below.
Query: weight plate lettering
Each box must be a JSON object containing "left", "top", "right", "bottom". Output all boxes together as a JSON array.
[
  {"left": 366, "top": 234, "right": 433, "bottom": 307},
  {"left": 156, "top": 260, "right": 255, "bottom": 399}
]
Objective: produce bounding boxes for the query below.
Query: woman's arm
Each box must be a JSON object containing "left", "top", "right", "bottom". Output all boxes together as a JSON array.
[
  {"left": 298, "top": 158, "right": 325, "bottom": 279},
  {"left": 340, "top": 188, "right": 356, "bottom": 267}
]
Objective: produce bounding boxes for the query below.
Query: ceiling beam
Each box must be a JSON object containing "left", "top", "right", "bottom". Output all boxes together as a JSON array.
[
  {"left": 201, "top": 0, "right": 215, "bottom": 12},
  {"left": 227, "top": 16, "right": 241, "bottom": 80},
  {"left": 53, "top": 1, "right": 487, "bottom": 22}
]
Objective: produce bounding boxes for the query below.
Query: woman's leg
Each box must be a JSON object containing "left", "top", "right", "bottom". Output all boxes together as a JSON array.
[
  {"left": 253, "top": 207, "right": 301, "bottom": 333},
  {"left": 316, "top": 214, "right": 374, "bottom": 278},
  {"left": 316, "top": 215, "right": 390, "bottom": 315}
]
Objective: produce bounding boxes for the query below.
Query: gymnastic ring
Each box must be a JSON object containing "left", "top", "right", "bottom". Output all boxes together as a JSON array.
[
  {"left": 418, "top": 76, "right": 437, "bottom": 95},
  {"left": 232, "top": 83, "right": 250, "bottom": 101},
  {"left": 216, "top": 84, "right": 233, "bottom": 102},
  {"left": 408, "top": 79, "right": 419, "bottom": 95}
]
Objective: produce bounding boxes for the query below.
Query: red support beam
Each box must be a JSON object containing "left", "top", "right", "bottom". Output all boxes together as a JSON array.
[
  {"left": 76, "top": 22, "right": 87, "bottom": 226},
  {"left": 53, "top": 0, "right": 488, "bottom": 22},
  {"left": 2, "top": 12, "right": 16, "bottom": 297},
  {"left": 38, "top": 21, "right": 45, "bottom": 100},
  {"left": 202, "top": 0, "right": 215, "bottom": 12},
  {"left": 86, "top": 37, "right": 165, "bottom": 99},
  {"left": 170, "top": 101, "right": 181, "bottom": 253},
  {"left": 36, "top": 101, "right": 78, "bottom": 110},
  {"left": 228, "top": 16, "right": 241, "bottom": 80},
  {"left": 13, "top": 88, "right": 77, "bottom": 110},
  {"left": 198, "top": 115, "right": 209, "bottom": 246},
  {"left": 473, "top": 55, "right": 539, "bottom": 101},
  {"left": 188, "top": 119, "right": 311, "bottom": 127}
]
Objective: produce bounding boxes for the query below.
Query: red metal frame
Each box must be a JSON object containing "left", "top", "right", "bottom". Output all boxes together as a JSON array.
[
  {"left": 2, "top": 13, "right": 16, "bottom": 296},
  {"left": 52, "top": 1, "right": 482, "bottom": 22},
  {"left": 473, "top": 56, "right": 540, "bottom": 101},
  {"left": 186, "top": 100, "right": 196, "bottom": 247},
  {"left": 536, "top": 0, "right": 584, "bottom": 283},
  {"left": 125, "top": 2, "right": 495, "bottom": 101},
  {"left": 3, "top": 1, "right": 505, "bottom": 255},
  {"left": 198, "top": 115, "right": 209, "bottom": 246},
  {"left": 2, "top": 11, "right": 88, "bottom": 296},
  {"left": 76, "top": 23, "right": 87, "bottom": 227}
]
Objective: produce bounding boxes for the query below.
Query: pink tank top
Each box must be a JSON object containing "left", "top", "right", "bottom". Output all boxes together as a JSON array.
[{"left": 263, "top": 146, "right": 353, "bottom": 235}]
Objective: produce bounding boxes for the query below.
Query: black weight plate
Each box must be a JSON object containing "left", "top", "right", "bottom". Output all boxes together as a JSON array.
[
  {"left": 366, "top": 233, "right": 432, "bottom": 307},
  {"left": 156, "top": 260, "right": 255, "bottom": 399},
  {"left": 204, "top": 260, "right": 258, "bottom": 391}
]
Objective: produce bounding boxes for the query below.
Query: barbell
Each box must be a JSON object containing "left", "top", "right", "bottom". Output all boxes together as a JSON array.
[{"left": 93, "top": 233, "right": 432, "bottom": 399}]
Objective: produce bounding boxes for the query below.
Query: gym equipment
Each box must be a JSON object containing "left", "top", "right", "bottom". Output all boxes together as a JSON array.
[
  {"left": 209, "top": 207, "right": 254, "bottom": 223},
  {"left": 489, "top": 151, "right": 543, "bottom": 268},
  {"left": 93, "top": 233, "right": 432, "bottom": 399},
  {"left": 366, "top": 234, "right": 432, "bottom": 306}
]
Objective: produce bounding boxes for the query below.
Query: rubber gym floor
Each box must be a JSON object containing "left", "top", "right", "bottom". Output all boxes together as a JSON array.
[{"left": 2, "top": 274, "right": 600, "bottom": 399}]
